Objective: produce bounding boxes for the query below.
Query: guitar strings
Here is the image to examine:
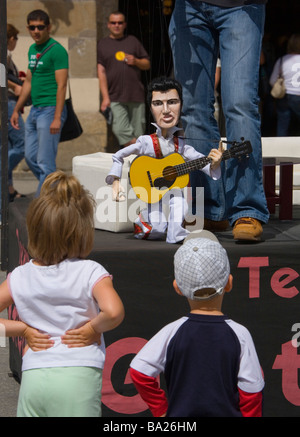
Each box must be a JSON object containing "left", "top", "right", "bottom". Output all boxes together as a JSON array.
[
  {"left": 145, "top": 149, "right": 236, "bottom": 181},
  {"left": 139, "top": 139, "right": 252, "bottom": 185},
  {"left": 133, "top": 141, "right": 249, "bottom": 193},
  {"left": 144, "top": 149, "right": 237, "bottom": 181},
  {"left": 144, "top": 156, "right": 213, "bottom": 181}
]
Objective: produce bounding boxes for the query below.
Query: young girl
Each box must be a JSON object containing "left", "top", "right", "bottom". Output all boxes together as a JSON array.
[{"left": 0, "top": 171, "right": 124, "bottom": 417}]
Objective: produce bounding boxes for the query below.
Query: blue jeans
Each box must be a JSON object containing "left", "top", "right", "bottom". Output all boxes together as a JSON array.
[
  {"left": 0, "top": 98, "right": 25, "bottom": 217},
  {"left": 0, "top": 98, "right": 25, "bottom": 184},
  {"left": 25, "top": 105, "right": 67, "bottom": 195},
  {"left": 7, "top": 99, "right": 25, "bottom": 186},
  {"left": 169, "top": 1, "right": 269, "bottom": 225},
  {"left": 276, "top": 94, "right": 300, "bottom": 136}
]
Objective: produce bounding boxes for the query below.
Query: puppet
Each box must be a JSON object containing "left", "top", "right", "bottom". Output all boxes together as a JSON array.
[{"left": 105, "top": 76, "right": 222, "bottom": 243}]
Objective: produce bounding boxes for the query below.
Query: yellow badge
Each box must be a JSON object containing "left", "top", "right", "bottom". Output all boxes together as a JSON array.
[{"left": 115, "top": 51, "right": 126, "bottom": 61}]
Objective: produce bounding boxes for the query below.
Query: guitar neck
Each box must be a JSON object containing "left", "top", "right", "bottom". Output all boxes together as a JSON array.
[{"left": 175, "top": 150, "right": 230, "bottom": 176}]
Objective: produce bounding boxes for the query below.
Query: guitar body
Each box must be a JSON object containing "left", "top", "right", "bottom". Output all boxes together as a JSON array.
[{"left": 129, "top": 154, "right": 190, "bottom": 204}]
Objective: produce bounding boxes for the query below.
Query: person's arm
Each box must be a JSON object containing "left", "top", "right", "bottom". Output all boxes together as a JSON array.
[
  {"left": 235, "top": 323, "right": 265, "bottom": 416},
  {"left": 0, "top": 320, "right": 54, "bottom": 351},
  {"left": 97, "top": 63, "right": 111, "bottom": 113},
  {"left": 124, "top": 55, "right": 150, "bottom": 71},
  {"left": 0, "top": 279, "right": 53, "bottom": 351},
  {"left": 215, "top": 65, "right": 221, "bottom": 90},
  {"left": 91, "top": 276, "right": 124, "bottom": 333},
  {"left": 129, "top": 367, "right": 168, "bottom": 417},
  {"left": 0, "top": 279, "right": 25, "bottom": 338},
  {"left": 238, "top": 388, "right": 263, "bottom": 417},
  {"left": 129, "top": 319, "right": 188, "bottom": 417},
  {"left": 61, "top": 276, "right": 124, "bottom": 347},
  {"left": 50, "top": 68, "right": 68, "bottom": 135},
  {"left": 269, "top": 58, "right": 281, "bottom": 86},
  {"left": 7, "top": 80, "right": 22, "bottom": 97},
  {"left": 10, "top": 69, "right": 32, "bottom": 129}
]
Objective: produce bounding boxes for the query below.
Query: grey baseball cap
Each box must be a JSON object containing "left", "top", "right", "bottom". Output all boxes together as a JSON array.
[{"left": 174, "top": 236, "right": 230, "bottom": 301}]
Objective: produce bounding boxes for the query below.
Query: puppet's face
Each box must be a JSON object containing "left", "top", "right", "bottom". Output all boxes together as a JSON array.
[{"left": 151, "top": 89, "right": 181, "bottom": 132}]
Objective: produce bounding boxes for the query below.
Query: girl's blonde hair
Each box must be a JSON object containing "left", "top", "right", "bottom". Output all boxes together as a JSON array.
[{"left": 26, "top": 171, "right": 95, "bottom": 265}]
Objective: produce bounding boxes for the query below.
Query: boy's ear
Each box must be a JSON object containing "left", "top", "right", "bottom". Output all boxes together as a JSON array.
[
  {"left": 173, "top": 279, "right": 183, "bottom": 296},
  {"left": 224, "top": 274, "right": 233, "bottom": 293}
]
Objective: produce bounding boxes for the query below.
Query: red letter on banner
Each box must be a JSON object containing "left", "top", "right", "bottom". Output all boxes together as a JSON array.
[
  {"left": 273, "top": 340, "right": 300, "bottom": 406},
  {"left": 271, "top": 268, "right": 299, "bottom": 298},
  {"left": 237, "top": 257, "right": 269, "bottom": 298},
  {"left": 102, "top": 337, "right": 149, "bottom": 414}
]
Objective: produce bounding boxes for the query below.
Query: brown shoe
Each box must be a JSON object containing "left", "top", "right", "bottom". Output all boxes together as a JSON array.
[
  {"left": 233, "top": 217, "right": 262, "bottom": 241},
  {"left": 204, "top": 219, "right": 229, "bottom": 232}
]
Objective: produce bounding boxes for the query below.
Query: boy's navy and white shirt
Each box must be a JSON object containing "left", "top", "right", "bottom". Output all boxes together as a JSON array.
[{"left": 130, "top": 313, "right": 264, "bottom": 417}]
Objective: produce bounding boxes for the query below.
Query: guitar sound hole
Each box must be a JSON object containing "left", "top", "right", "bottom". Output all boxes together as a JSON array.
[{"left": 162, "top": 166, "right": 177, "bottom": 182}]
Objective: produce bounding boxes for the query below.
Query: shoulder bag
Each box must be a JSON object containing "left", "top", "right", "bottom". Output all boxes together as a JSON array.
[
  {"left": 271, "top": 57, "right": 286, "bottom": 99},
  {"left": 60, "top": 80, "right": 83, "bottom": 142}
]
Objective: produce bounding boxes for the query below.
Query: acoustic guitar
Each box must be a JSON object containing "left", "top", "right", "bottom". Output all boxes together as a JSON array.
[{"left": 129, "top": 140, "right": 252, "bottom": 204}]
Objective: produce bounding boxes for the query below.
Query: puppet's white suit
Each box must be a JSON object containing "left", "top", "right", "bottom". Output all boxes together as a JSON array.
[{"left": 106, "top": 124, "right": 220, "bottom": 243}]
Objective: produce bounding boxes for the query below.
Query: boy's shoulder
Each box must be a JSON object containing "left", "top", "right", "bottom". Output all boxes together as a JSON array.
[
  {"left": 225, "top": 318, "right": 255, "bottom": 344},
  {"left": 146, "top": 316, "right": 189, "bottom": 345}
]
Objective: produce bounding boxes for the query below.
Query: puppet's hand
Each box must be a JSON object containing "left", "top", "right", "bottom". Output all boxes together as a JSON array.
[
  {"left": 209, "top": 141, "right": 223, "bottom": 170},
  {"left": 112, "top": 179, "right": 126, "bottom": 202}
]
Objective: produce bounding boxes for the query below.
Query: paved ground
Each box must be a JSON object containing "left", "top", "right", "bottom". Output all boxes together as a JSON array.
[{"left": 0, "top": 175, "right": 38, "bottom": 417}]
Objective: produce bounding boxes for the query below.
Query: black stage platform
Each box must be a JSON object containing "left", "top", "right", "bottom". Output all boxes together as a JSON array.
[{"left": 7, "top": 197, "right": 300, "bottom": 417}]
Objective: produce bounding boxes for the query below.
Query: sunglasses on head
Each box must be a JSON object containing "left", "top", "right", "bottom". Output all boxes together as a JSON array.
[{"left": 28, "top": 25, "right": 46, "bottom": 31}]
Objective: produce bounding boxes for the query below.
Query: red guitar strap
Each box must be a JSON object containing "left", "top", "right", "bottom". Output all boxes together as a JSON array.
[
  {"left": 173, "top": 136, "right": 179, "bottom": 152},
  {"left": 150, "top": 133, "right": 163, "bottom": 158},
  {"left": 150, "top": 133, "right": 179, "bottom": 158}
]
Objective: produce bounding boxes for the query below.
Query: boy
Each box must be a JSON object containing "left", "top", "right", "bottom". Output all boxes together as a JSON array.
[
  {"left": 129, "top": 235, "right": 264, "bottom": 416},
  {"left": 105, "top": 77, "right": 222, "bottom": 243}
]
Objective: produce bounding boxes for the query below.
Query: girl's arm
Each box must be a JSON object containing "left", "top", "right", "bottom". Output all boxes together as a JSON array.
[
  {"left": 90, "top": 276, "right": 125, "bottom": 333},
  {"left": 0, "top": 279, "right": 27, "bottom": 338},
  {"left": 61, "top": 276, "right": 124, "bottom": 347},
  {"left": 0, "top": 279, "right": 53, "bottom": 351}
]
